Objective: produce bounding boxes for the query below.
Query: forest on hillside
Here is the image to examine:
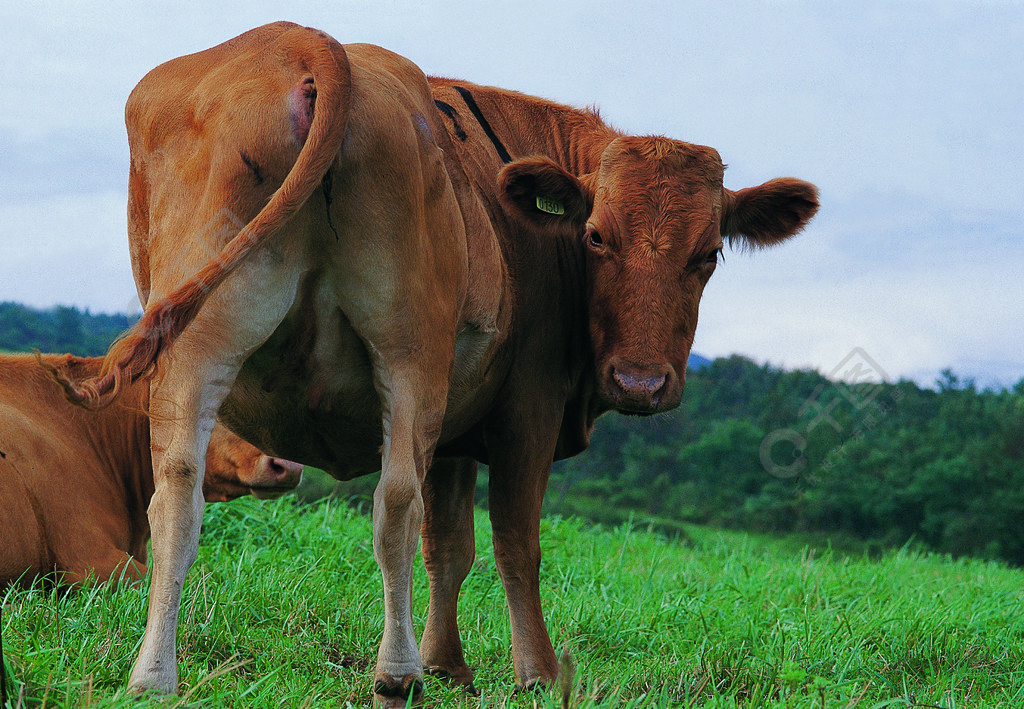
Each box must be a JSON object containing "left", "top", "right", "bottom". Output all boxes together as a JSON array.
[
  {"left": 545, "top": 356, "right": 1024, "bottom": 564},
  {"left": 3, "top": 302, "right": 1023, "bottom": 565},
  {"left": 0, "top": 302, "right": 135, "bottom": 356}
]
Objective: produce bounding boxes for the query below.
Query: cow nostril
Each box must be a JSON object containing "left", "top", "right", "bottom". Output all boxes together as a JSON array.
[
  {"left": 265, "top": 457, "right": 303, "bottom": 483},
  {"left": 612, "top": 367, "right": 667, "bottom": 396}
]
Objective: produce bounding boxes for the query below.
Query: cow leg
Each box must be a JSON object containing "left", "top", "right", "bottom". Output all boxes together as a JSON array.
[
  {"left": 126, "top": 363, "right": 229, "bottom": 694},
  {"left": 370, "top": 366, "right": 449, "bottom": 708},
  {"left": 127, "top": 262, "right": 303, "bottom": 694},
  {"left": 419, "top": 456, "right": 478, "bottom": 689},
  {"left": 487, "top": 426, "right": 560, "bottom": 688},
  {"left": 66, "top": 549, "right": 148, "bottom": 586}
]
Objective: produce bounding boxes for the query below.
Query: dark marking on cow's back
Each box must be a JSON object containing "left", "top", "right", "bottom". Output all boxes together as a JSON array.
[
  {"left": 433, "top": 100, "right": 467, "bottom": 141},
  {"left": 239, "top": 150, "right": 265, "bottom": 186},
  {"left": 453, "top": 86, "right": 512, "bottom": 164},
  {"left": 0, "top": 448, "right": 6, "bottom": 458}
]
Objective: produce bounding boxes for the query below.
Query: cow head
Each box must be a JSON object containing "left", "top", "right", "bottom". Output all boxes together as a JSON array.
[
  {"left": 203, "top": 424, "right": 304, "bottom": 501},
  {"left": 498, "top": 136, "right": 818, "bottom": 415}
]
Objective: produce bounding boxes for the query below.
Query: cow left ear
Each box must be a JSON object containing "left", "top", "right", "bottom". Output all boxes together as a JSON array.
[
  {"left": 721, "top": 177, "right": 819, "bottom": 248},
  {"left": 497, "top": 156, "right": 591, "bottom": 234}
]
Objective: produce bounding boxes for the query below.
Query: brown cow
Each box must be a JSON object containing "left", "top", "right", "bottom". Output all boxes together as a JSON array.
[
  {"left": 54, "top": 22, "right": 817, "bottom": 705},
  {"left": 1, "top": 353, "right": 302, "bottom": 587}
]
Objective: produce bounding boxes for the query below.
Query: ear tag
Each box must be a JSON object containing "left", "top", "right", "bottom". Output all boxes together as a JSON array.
[{"left": 535, "top": 195, "right": 565, "bottom": 216}]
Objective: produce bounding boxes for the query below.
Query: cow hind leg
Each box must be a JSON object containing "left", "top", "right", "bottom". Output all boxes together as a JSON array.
[
  {"left": 127, "top": 400, "right": 211, "bottom": 694},
  {"left": 129, "top": 355, "right": 257, "bottom": 693},
  {"left": 127, "top": 266, "right": 302, "bottom": 694},
  {"left": 370, "top": 363, "right": 452, "bottom": 708},
  {"left": 419, "top": 457, "right": 478, "bottom": 691}
]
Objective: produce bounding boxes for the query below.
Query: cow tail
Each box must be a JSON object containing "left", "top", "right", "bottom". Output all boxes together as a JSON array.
[{"left": 50, "top": 29, "right": 351, "bottom": 410}]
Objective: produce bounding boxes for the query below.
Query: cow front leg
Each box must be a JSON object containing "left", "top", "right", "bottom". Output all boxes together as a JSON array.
[
  {"left": 420, "top": 456, "right": 478, "bottom": 690},
  {"left": 487, "top": 440, "right": 559, "bottom": 688}
]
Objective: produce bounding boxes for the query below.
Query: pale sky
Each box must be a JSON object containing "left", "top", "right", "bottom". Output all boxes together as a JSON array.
[{"left": 1, "top": 1, "right": 1021, "bottom": 386}]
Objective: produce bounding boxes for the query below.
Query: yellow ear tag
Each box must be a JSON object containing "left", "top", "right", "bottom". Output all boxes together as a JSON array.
[{"left": 535, "top": 195, "right": 565, "bottom": 216}]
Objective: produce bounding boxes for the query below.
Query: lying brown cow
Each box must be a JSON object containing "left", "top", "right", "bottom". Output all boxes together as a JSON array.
[
  {"left": 55, "top": 22, "right": 818, "bottom": 705},
  {"left": 1, "top": 353, "right": 302, "bottom": 587}
]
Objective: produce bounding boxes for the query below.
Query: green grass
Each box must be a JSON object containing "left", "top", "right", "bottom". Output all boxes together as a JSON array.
[{"left": 3, "top": 497, "right": 1024, "bottom": 707}]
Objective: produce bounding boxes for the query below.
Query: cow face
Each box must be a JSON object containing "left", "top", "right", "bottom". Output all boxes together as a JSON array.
[
  {"left": 203, "top": 424, "right": 304, "bottom": 502},
  {"left": 498, "top": 136, "right": 818, "bottom": 415}
]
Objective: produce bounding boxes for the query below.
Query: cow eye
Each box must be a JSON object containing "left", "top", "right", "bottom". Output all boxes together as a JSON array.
[
  {"left": 585, "top": 228, "right": 604, "bottom": 251},
  {"left": 694, "top": 247, "right": 722, "bottom": 271}
]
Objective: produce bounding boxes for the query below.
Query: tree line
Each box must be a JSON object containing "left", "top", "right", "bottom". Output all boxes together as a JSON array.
[
  {"left": 4, "top": 302, "right": 1022, "bottom": 564},
  {"left": 0, "top": 302, "right": 135, "bottom": 356},
  {"left": 546, "top": 355, "right": 1024, "bottom": 565}
]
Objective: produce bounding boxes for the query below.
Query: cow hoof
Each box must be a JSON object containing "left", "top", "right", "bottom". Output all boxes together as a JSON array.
[
  {"left": 127, "top": 679, "right": 177, "bottom": 697},
  {"left": 424, "top": 665, "right": 478, "bottom": 695},
  {"left": 373, "top": 674, "right": 424, "bottom": 707},
  {"left": 127, "top": 666, "right": 178, "bottom": 697},
  {"left": 515, "top": 676, "right": 551, "bottom": 693}
]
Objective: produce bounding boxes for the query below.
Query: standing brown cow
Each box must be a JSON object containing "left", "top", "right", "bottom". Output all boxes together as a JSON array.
[
  {"left": 2, "top": 353, "right": 301, "bottom": 587},
  {"left": 55, "top": 22, "right": 817, "bottom": 706}
]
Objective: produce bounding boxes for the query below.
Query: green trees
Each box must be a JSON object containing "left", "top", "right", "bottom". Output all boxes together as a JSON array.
[
  {"left": 548, "top": 356, "right": 1024, "bottom": 565},
  {"left": 0, "top": 302, "right": 135, "bottom": 355}
]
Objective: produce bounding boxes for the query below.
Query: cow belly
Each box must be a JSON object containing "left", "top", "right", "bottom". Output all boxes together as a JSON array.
[
  {"left": 219, "top": 318, "right": 503, "bottom": 477},
  {"left": 215, "top": 248, "right": 506, "bottom": 478},
  {"left": 217, "top": 287, "right": 387, "bottom": 479}
]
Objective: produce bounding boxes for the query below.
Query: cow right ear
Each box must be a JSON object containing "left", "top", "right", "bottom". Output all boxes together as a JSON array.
[{"left": 497, "top": 156, "right": 591, "bottom": 234}]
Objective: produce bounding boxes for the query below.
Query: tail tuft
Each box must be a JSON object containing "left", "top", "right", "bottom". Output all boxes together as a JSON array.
[{"left": 558, "top": 645, "right": 577, "bottom": 709}]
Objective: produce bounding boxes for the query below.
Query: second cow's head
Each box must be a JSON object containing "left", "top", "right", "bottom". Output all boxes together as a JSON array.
[{"left": 498, "top": 136, "right": 818, "bottom": 415}]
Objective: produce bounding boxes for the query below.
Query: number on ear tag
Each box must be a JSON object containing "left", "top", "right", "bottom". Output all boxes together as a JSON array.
[{"left": 535, "top": 195, "right": 565, "bottom": 215}]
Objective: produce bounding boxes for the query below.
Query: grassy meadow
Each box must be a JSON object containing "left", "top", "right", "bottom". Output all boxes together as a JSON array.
[{"left": 3, "top": 496, "right": 1024, "bottom": 708}]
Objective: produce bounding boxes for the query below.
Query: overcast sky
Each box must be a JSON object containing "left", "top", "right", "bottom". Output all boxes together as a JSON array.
[{"left": 1, "top": 1, "right": 1021, "bottom": 387}]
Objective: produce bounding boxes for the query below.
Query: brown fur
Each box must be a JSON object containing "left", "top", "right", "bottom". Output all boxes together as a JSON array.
[
  {"left": 54, "top": 23, "right": 817, "bottom": 705},
  {"left": 1, "top": 354, "right": 300, "bottom": 587},
  {"left": 54, "top": 26, "right": 352, "bottom": 410}
]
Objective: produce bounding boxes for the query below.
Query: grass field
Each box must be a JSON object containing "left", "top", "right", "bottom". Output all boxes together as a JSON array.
[{"left": 3, "top": 496, "right": 1024, "bottom": 707}]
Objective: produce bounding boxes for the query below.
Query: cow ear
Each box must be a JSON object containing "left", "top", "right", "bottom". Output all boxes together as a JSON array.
[
  {"left": 721, "top": 178, "right": 819, "bottom": 248},
  {"left": 497, "top": 156, "right": 591, "bottom": 233}
]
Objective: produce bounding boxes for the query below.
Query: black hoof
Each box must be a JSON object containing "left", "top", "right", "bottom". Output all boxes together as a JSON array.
[
  {"left": 516, "top": 677, "right": 551, "bottom": 693},
  {"left": 373, "top": 674, "right": 424, "bottom": 707}
]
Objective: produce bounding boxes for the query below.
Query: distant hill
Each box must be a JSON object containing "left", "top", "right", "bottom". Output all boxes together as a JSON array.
[
  {"left": 0, "top": 301, "right": 136, "bottom": 356},
  {"left": 688, "top": 352, "right": 712, "bottom": 370}
]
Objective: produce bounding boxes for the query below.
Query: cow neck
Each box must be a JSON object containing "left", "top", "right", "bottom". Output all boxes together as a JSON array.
[
  {"left": 116, "top": 381, "right": 155, "bottom": 552},
  {"left": 430, "top": 80, "right": 605, "bottom": 436},
  {"left": 434, "top": 79, "right": 618, "bottom": 177},
  {"left": 435, "top": 80, "right": 601, "bottom": 360}
]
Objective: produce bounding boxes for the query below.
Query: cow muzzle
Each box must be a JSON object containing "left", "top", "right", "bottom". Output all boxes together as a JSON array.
[
  {"left": 249, "top": 457, "right": 304, "bottom": 499},
  {"left": 603, "top": 357, "right": 682, "bottom": 414}
]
